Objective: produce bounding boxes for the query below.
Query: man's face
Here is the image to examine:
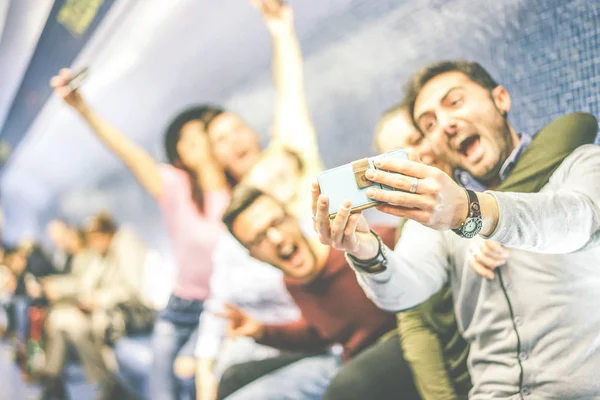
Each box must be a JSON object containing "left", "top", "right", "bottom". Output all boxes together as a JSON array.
[
  {"left": 376, "top": 110, "right": 453, "bottom": 176},
  {"left": 7, "top": 251, "right": 27, "bottom": 275},
  {"left": 207, "top": 113, "right": 261, "bottom": 181},
  {"left": 85, "top": 231, "right": 112, "bottom": 255},
  {"left": 413, "top": 71, "right": 513, "bottom": 182},
  {"left": 233, "top": 195, "right": 317, "bottom": 281},
  {"left": 47, "top": 221, "right": 70, "bottom": 250}
]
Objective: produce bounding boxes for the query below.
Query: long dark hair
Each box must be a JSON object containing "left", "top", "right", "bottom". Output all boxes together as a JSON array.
[{"left": 164, "top": 105, "right": 224, "bottom": 214}]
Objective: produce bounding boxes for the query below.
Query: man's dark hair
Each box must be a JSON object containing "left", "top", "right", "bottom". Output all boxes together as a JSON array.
[
  {"left": 85, "top": 212, "right": 118, "bottom": 235},
  {"left": 3, "top": 245, "right": 18, "bottom": 258},
  {"left": 222, "top": 185, "right": 271, "bottom": 242},
  {"left": 404, "top": 60, "right": 499, "bottom": 121}
]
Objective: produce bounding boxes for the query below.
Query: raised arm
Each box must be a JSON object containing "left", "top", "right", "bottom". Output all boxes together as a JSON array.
[
  {"left": 347, "top": 146, "right": 600, "bottom": 254},
  {"left": 51, "top": 68, "right": 163, "bottom": 198},
  {"left": 252, "top": 0, "right": 317, "bottom": 152}
]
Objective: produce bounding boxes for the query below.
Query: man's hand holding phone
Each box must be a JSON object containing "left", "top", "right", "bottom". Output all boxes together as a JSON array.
[
  {"left": 364, "top": 150, "right": 499, "bottom": 236},
  {"left": 313, "top": 149, "right": 501, "bottom": 257},
  {"left": 363, "top": 149, "right": 469, "bottom": 231},
  {"left": 315, "top": 148, "right": 473, "bottom": 231},
  {"left": 312, "top": 183, "right": 380, "bottom": 261}
]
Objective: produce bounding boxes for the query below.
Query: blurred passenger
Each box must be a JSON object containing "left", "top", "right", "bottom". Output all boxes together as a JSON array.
[
  {"left": 2, "top": 246, "right": 34, "bottom": 345},
  {"left": 194, "top": 1, "right": 325, "bottom": 399},
  {"left": 0, "top": 249, "right": 15, "bottom": 338},
  {"left": 47, "top": 220, "right": 85, "bottom": 275},
  {"left": 38, "top": 213, "right": 148, "bottom": 400}
]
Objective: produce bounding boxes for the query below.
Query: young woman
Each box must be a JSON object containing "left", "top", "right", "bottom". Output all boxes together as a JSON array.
[{"left": 50, "top": 72, "right": 229, "bottom": 400}]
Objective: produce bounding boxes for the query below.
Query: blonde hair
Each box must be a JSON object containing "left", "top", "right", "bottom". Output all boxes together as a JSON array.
[{"left": 373, "top": 103, "right": 411, "bottom": 152}]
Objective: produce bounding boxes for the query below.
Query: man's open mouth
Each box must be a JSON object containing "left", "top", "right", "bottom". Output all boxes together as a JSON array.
[
  {"left": 279, "top": 243, "right": 299, "bottom": 261},
  {"left": 456, "top": 134, "right": 483, "bottom": 162},
  {"left": 457, "top": 135, "right": 479, "bottom": 156}
]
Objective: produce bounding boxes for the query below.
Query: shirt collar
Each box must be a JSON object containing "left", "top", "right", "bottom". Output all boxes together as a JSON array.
[{"left": 454, "top": 133, "right": 533, "bottom": 190}]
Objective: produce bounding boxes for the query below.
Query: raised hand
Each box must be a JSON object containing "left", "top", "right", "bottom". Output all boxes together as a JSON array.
[
  {"left": 468, "top": 238, "right": 510, "bottom": 280},
  {"left": 217, "top": 303, "right": 265, "bottom": 340},
  {"left": 250, "top": 0, "right": 294, "bottom": 35},
  {"left": 312, "top": 182, "right": 380, "bottom": 260},
  {"left": 49, "top": 68, "right": 87, "bottom": 112},
  {"left": 364, "top": 149, "right": 470, "bottom": 231}
]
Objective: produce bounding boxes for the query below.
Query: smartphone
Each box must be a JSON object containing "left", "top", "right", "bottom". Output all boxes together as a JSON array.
[
  {"left": 66, "top": 67, "right": 89, "bottom": 91},
  {"left": 317, "top": 149, "right": 408, "bottom": 217}
]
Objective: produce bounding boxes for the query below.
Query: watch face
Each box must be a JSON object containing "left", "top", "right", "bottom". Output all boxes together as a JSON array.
[{"left": 462, "top": 217, "right": 483, "bottom": 238}]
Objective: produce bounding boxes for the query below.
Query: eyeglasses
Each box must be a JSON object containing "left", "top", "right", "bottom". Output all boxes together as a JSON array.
[{"left": 246, "top": 213, "right": 290, "bottom": 250}]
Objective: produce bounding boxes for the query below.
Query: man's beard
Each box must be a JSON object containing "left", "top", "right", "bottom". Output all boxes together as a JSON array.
[{"left": 471, "top": 109, "right": 513, "bottom": 187}]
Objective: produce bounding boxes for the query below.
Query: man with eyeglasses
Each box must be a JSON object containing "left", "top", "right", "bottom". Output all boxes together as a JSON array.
[{"left": 213, "top": 185, "right": 422, "bottom": 400}]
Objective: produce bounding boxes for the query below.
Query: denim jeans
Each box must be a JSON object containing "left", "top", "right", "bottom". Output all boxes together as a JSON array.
[
  {"left": 114, "top": 335, "right": 153, "bottom": 399},
  {"left": 0, "top": 342, "right": 25, "bottom": 400},
  {"left": 0, "top": 303, "right": 8, "bottom": 332},
  {"left": 12, "top": 295, "right": 29, "bottom": 341},
  {"left": 150, "top": 295, "right": 203, "bottom": 400},
  {"left": 223, "top": 354, "right": 341, "bottom": 400}
]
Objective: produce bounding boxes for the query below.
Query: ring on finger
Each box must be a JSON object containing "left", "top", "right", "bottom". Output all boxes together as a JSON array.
[{"left": 409, "top": 178, "right": 419, "bottom": 193}]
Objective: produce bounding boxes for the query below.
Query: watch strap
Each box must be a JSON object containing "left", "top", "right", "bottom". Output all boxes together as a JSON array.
[
  {"left": 452, "top": 189, "right": 481, "bottom": 237},
  {"left": 346, "top": 229, "right": 387, "bottom": 273}
]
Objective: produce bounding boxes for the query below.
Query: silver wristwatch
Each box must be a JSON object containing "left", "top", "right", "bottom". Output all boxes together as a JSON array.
[
  {"left": 452, "top": 189, "right": 483, "bottom": 239},
  {"left": 346, "top": 230, "right": 388, "bottom": 273}
]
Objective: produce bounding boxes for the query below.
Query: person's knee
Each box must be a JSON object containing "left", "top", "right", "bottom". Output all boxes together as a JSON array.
[
  {"left": 152, "top": 319, "right": 177, "bottom": 342},
  {"left": 151, "top": 319, "right": 177, "bottom": 356},
  {"left": 219, "top": 363, "right": 244, "bottom": 387},
  {"left": 323, "top": 366, "right": 368, "bottom": 400},
  {"left": 45, "top": 309, "right": 64, "bottom": 333},
  {"left": 217, "top": 363, "right": 252, "bottom": 399},
  {"left": 173, "top": 356, "right": 196, "bottom": 379},
  {"left": 46, "top": 307, "right": 83, "bottom": 336}
]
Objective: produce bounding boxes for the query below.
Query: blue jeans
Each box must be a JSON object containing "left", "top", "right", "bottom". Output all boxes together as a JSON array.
[
  {"left": 114, "top": 335, "right": 153, "bottom": 399},
  {"left": 224, "top": 354, "right": 341, "bottom": 400},
  {"left": 150, "top": 295, "right": 203, "bottom": 400},
  {"left": 12, "top": 296, "right": 29, "bottom": 342},
  {"left": 0, "top": 303, "right": 8, "bottom": 332}
]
